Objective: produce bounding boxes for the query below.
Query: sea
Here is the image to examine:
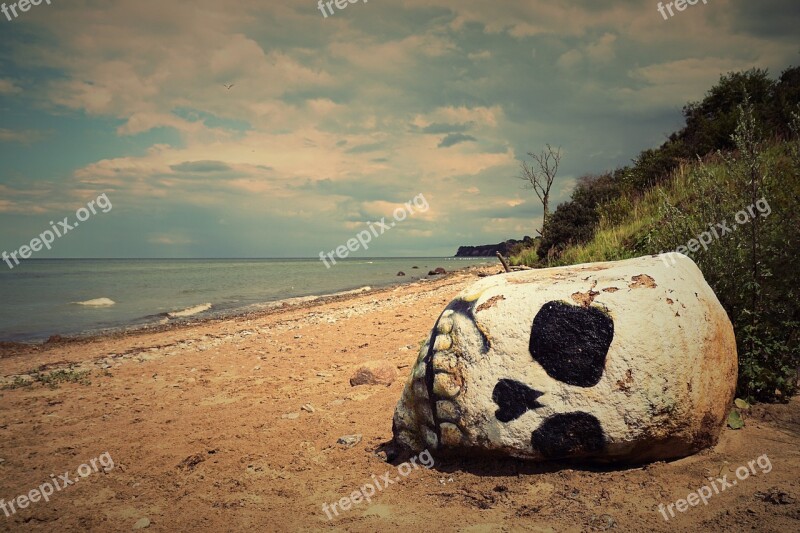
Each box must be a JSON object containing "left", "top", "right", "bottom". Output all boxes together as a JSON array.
[{"left": 0, "top": 257, "right": 491, "bottom": 343}]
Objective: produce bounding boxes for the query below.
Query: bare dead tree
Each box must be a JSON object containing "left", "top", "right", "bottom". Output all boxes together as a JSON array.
[{"left": 517, "top": 144, "right": 561, "bottom": 237}]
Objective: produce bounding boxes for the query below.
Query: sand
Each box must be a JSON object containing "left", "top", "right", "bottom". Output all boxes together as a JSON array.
[{"left": 1, "top": 266, "right": 798, "bottom": 532}]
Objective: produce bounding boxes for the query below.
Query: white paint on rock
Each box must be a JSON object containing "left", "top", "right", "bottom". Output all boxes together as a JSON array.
[{"left": 392, "top": 253, "right": 737, "bottom": 462}]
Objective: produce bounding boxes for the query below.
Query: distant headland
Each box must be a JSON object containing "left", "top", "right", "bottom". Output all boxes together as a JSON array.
[{"left": 454, "top": 237, "right": 534, "bottom": 257}]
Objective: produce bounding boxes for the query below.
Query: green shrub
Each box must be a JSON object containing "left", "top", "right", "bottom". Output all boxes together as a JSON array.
[
  {"left": 524, "top": 66, "right": 800, "bottom": 263},
  {"left": 536, "top": 173, "right": 622, "bottom": 259},
  {"left": 512, "top": 98, "right": 800, "bottom": 402},
  {"left": 638, "top": 103, "right": 799, "bottom": 401}
]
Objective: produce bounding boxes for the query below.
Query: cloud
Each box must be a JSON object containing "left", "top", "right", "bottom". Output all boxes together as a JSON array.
[
  {"left": 345, "top": 142, "right": 385, "bottom": 154},
  {"left": 556, "top": 49, "right": 583, "bottom": 70},
  {"left": 0, "top": 0, "right": 797, "bottom": 257},
  {"left": 619, "top": 57, "right": 759, "bottom": 110},
  {"left": 0, "top": 128, "right": 50, "bottom": 144},
  {"left": 0, "top": 79, "right": 22, "bottom": 95},
  {"left": 412, "top": 122, "right": 474, "bottom": 134},
  {"left": 586, "top": 33, "right": 617, "bottom": 62},
  {"left": 557, "top": 33, "right": 617, "bottom": 70},
  {"left": 467, "top": 50, "right": 492, "bottom": 61},
  {"left": 438, "top": 133, "right": 477, "bottom": 148},
  {"left": 170, "top": 161, "right": 233, "bottom": 173},
  {"left": 148, "top": 234, "right": 194, "bottom": 246}
]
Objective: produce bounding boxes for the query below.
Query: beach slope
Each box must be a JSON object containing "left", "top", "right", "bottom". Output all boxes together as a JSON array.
[{"left": 1, "top": 267, "right": 798, "bottom": 531}]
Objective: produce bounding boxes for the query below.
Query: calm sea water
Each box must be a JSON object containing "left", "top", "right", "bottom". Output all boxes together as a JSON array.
[{"left": 0, "top": 258, "right": 490, "bottom": 342}]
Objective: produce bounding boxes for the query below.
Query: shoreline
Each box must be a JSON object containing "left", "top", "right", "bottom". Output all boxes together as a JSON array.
[
  {"left": 0, "top": 261, "right": 492, "bottom": 354},
  {"left": 0, "top": 264, "right": 494, "bottom": 372},
  {"left": 0, "top": 262, "right": 797, "bottom": 532}
]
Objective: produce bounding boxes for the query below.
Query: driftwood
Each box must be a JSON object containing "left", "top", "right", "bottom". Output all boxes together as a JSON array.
[
  {"left": 495, "top": 252, "right": 534, "bottom": 273},
  {"left": 495, "top": 252, "right": 510, "bottom": 273}
]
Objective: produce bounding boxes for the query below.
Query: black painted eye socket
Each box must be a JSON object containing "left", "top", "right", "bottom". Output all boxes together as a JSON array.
[{"left": 529, "top": 301, "right": 614, "bottom": 387}]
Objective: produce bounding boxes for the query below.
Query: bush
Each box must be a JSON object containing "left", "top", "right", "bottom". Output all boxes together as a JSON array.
[
  {"left": 648, "top": 100, "right": 800, "bottom": 401},
  {"left": 513, "top": 67, "right": 800, "bottom": 402},
  {"left": 678, "top": 68, "right": 775, "bottom": 154},
  {"left": 525, "top": 65, "right": 800, "bottom": 269},
  {"left": 536, "top": 173, "right": 622, "bottom": 259}
]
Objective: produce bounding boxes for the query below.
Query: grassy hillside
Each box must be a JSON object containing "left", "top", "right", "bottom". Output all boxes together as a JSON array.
[{"left": 511, "top": 89, "right": 800, "bottom": 403}]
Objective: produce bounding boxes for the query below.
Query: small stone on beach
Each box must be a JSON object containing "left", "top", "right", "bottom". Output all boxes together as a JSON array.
[
  {"left": 350, "top": 361, "right": 398, "bottom": 387},
  {"left": 337, "top": 434, "right": 362, "bottom": 448}
]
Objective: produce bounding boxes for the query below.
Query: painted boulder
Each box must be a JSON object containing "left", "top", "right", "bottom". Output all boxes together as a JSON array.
[{"left": 392, "top": 253, "right": 737, "bottom": 463}]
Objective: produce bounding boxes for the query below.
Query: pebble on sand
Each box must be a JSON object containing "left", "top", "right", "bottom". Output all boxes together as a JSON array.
[
  {"left": 350, "top": 361, "right": 398, "bottom": 387},
  {"left": 337, "top": 434, "right": 362, "bottom": 448}
]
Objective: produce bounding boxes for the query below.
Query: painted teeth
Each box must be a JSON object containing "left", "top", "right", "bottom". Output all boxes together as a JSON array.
[
  {"left": 417, "top": 400, "right": 434, "bottom": 427},
  {"left": 416, "top": 340, "right": 430, "bottom": 362},
  {"left": 413, "top": 361, "right": 427, "bottom": 380},
  {"left": 436, "top": 400, "right": 460, "bottom": 422},
  {"left": 432, "top": 352, "right": 457, "bottom": 372},
  {"left": 422, "top": 425, "right": 439, "bottom": 449},
  {"left": 439, "top": 423, "right": 466, "bottom": 447},
  {"left": 402, "top": 311, "right": 470, "bottom": 451},
  {"left": 437, "top": 316, "right": 454, "bottom": 334},
  {"left": 433, "top": 334, "right": 452, "bottom": 351},
  {"left": 429, "top": 311, "right": 467, "bottom": 448},
  {"left": 433, "top": 372, "right": 461, "bottom": 398},
  {"left": 413, "top": 378, "right": 429, "bottom": 402}
]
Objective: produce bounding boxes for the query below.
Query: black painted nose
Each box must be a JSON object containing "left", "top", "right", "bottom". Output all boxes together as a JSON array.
[{"left": 492, "top": 379, "right": 544, "bottom": 422}]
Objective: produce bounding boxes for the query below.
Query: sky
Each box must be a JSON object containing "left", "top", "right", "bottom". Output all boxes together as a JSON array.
[{"left": 0, "top": 0, "right": 797, "bottom": 258}]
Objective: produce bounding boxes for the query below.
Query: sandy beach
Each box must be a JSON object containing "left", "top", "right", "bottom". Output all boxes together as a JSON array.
[{"left": 1, "top": 266, "right": 798, "bottom": 532}]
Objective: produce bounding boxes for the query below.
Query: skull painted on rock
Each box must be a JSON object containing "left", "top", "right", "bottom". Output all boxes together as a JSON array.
[{"left": 392, "top": 254, "right": 737, "bottom": 463}]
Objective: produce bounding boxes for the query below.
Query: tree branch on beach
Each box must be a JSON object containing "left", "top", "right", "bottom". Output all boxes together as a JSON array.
[{"left": 517, "top": 144, "right": 561, "bottom": 238}]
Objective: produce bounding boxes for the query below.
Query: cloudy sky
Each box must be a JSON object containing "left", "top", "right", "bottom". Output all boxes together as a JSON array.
[{"left": 0, "top": 0, "right": 797, "bottom": 258}]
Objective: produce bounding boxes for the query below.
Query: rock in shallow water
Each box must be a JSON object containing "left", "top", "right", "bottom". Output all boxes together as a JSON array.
[{"left": 392, "top": 253, "right": 737, "bottom": 463}]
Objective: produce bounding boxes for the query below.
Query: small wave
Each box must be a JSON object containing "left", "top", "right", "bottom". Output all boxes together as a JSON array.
[
  {"left": 330, "top": 286, "right": 371, "bottom": 297},
  {"left": 73, "top": 298, "right": 116, "bottom": 307},
  {"left": 167, "top": 303, "right": 212, "bottom": 318},
  {"left": 250, "top": 295, "right": 319, "bottom": 312},
  {"left": 140, "top": 312, "right": 170, "bottom": 319},
  {"left": 246, "top": 287, "right": 372, "bottom": 313}
]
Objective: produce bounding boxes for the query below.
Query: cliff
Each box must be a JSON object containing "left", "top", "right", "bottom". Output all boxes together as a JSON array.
[{"left": 454, "top": 237, "right": 534, "bottom": 257}]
